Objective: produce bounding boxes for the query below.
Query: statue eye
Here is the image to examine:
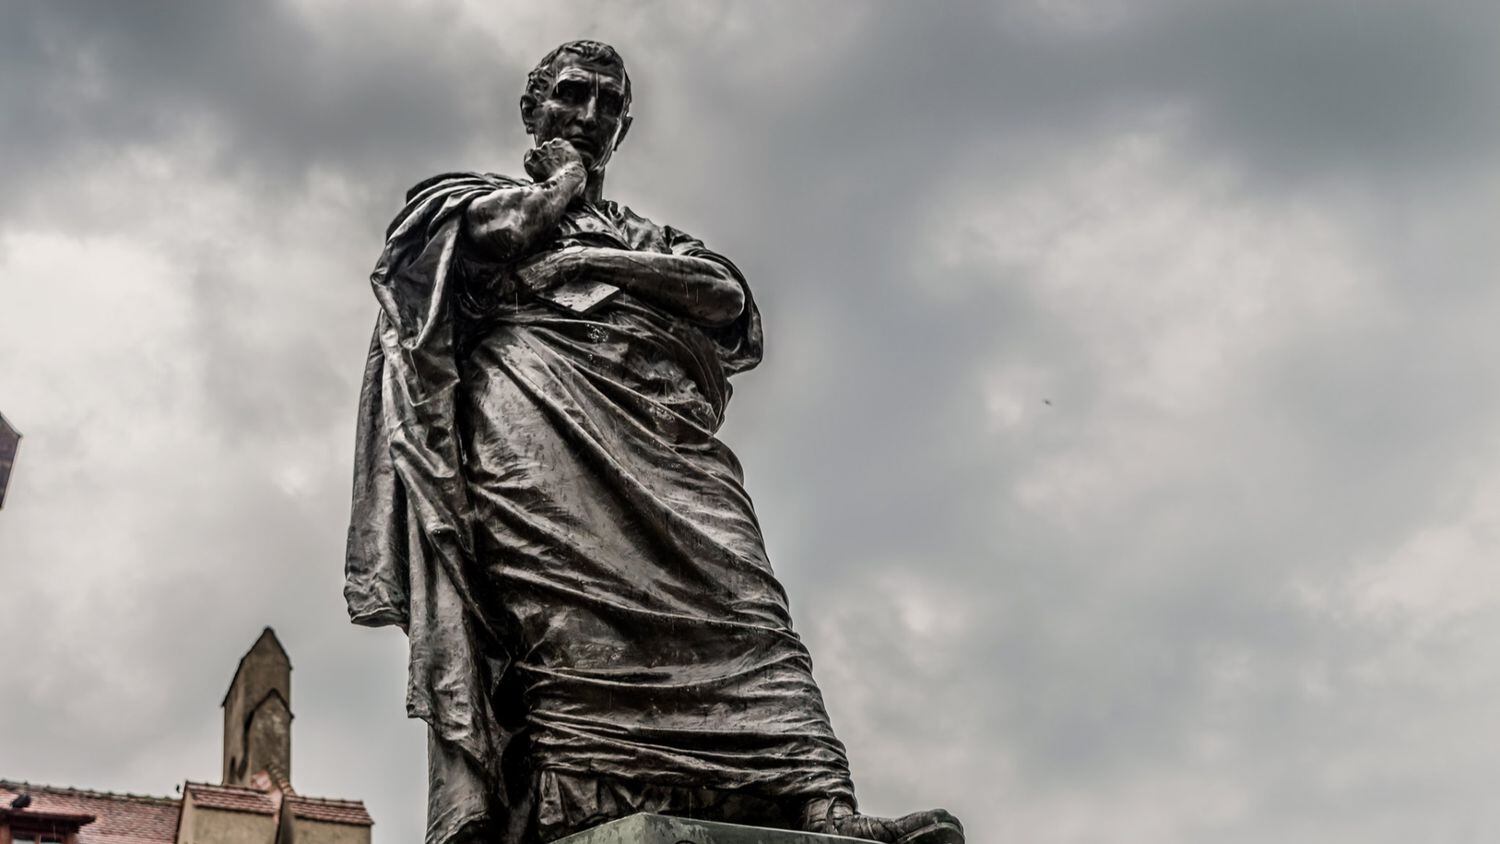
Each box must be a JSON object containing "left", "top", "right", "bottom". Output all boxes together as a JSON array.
[
  {"left": 553, "top": 79, "right": 586, "bottom": 103},
  {"left": 599, "top": 92, "right": 624, "bottom": 115}
]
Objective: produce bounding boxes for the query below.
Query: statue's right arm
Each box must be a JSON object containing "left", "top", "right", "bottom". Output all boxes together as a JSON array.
[{"left": 463, "top": 161, "right": 587, "bottom": 262}]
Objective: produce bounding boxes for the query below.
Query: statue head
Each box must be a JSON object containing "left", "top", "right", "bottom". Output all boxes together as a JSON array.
[{"left": 521, "top": 40, "right": 633, "bottom": 174}]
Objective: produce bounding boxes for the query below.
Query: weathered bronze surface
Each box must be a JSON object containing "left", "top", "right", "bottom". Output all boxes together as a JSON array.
[
  {"left": 346, "top": 41, "right": 962, "bottom": 844},
  {"left": 554, "top": 812, "right": 863, "bottom": 844}
]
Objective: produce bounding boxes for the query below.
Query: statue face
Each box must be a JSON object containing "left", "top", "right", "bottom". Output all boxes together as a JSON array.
[{"left": 528, "top": 56, "right": 631, "bottom": 173}]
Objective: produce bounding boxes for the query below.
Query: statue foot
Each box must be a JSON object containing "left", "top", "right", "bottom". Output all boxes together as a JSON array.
[{"left": 801, "top": 798, "right": 964, "bottom": 844}]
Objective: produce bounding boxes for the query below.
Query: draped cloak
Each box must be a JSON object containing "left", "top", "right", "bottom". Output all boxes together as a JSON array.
[{"left": 346, "top": 174, "right": 853, "bottom": 844}]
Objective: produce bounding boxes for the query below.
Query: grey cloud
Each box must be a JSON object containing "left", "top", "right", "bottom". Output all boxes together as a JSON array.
[{"left": 2, "top": 1, "right": 513, "bottom": 223}]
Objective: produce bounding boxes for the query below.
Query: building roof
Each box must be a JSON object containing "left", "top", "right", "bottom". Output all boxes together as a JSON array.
[
  {"left": 283, "top": 797, "right": 373, "bottom": 827},
  {"left": 0, "top": 779, "right": 371, "bottom": 841},
  {"left": 181, "top": 782, "right": 280, "bottom": 816},
  {"left": 0, "top": 781, "right": 180, "bottom": 844}
]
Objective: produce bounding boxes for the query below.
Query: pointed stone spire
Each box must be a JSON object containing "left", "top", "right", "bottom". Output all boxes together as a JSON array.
[
  {"left": 0, "top": 411, "right": 20, "bottom": 510},
  {"left": 221, "top": 627, "right": 293, "bottom": 787}
]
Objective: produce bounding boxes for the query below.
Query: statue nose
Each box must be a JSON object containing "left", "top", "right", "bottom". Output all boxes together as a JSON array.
[
  {"left": 577, "top": 97, "right": 600, "bottom": 127},
  {"left": 570, "top": 92, "right": 600, "bottom": 127}
]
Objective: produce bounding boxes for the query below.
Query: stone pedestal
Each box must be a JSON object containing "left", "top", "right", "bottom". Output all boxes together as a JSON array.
[{"left": 555, "top": 814, "right": 867, "bottom": 844}]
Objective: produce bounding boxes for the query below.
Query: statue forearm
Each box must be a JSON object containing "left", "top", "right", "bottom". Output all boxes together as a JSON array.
[
  {"left": 463, "top": 164, "right": 587, "bottom": 262},
  {"left": 560, "top": 247, "right": 746, "bottom": 326}
]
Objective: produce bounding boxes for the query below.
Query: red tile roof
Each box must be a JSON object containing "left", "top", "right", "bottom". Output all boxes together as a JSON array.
[
  {"left": 2, "top": 781, "right": 371, "bottom": 837},
  {"left": 284, "top": 797, "right": 373, "bottom": 827},
  {"left": 0, "top": 781, "right": 180, "bottom": 844},
  {"left": 181, "top": 783, "right": 278, "bottom": 816}
]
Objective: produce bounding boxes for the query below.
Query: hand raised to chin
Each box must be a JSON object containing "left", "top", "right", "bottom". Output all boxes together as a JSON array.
[{"left": 524, "top": 138, "right": 586, "bottom": 182}]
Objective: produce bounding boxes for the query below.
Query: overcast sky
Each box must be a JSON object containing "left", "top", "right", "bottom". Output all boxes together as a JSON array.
[{"left": 3, "top": 2, "right": 1500, "bottom": 842}]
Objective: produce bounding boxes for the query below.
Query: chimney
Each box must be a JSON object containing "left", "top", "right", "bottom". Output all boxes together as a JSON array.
[{"left": 221, "top": 627, "right": 293, "bottom": 787}]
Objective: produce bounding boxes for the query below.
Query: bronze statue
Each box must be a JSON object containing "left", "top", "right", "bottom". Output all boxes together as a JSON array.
[{"left": 346, "top": 40, "right": 963, "bottom": 844}]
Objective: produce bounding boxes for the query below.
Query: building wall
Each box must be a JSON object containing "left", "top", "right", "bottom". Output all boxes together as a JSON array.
[
  {"left": 173, "top": 796, "right": 195, "bottom": 844},
  {"left": 289, "top": 820, "right": 368, "bottom": 844},
  {"left": 176, "top": 806, "right": 276, "bottom": 844},
  {"left": 240, "top": 699, "right": 291, "bottom": 788}
]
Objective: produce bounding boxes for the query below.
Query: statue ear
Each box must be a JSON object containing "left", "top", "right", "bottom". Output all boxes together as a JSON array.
[
  {"left": 520, "top": 94, "right": 539, "bottom": 134},
  {"left": 614, "top": 115, "right": 633, "bottom": 149}
]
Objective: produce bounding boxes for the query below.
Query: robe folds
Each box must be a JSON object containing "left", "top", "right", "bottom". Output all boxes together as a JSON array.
[{"left": 346, "top": 174, "right": 854, "bottom": 844}]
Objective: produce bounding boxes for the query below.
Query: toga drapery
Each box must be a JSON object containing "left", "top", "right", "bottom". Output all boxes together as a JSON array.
[{"left": 345, "top": 174, "right": 853, "bottom": 844}]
